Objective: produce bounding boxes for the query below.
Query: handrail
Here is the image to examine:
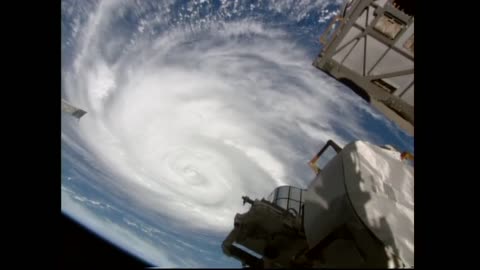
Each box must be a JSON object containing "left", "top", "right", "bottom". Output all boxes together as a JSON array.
[
  {"left": 319, "top": 15, "right": 345, "bottom": 47},
  {"left": 308, "top": 140, "right": 342, "bottom": 174}
]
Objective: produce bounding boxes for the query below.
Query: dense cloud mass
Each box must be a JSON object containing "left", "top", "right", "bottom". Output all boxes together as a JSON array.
[{"left": 61, "top": 0, "right": 413, "bottom": 267}]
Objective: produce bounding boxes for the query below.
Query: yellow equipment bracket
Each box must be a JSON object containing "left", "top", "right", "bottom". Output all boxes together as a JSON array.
[
  {"left": 319, "top": 16, "right": 345, "bottom": 46},
  {"left": 308, "top": 140, "right": 342, "bottom": 175},
  {"left": 401, "top": 151, "right": 414, "bottom": 161}
]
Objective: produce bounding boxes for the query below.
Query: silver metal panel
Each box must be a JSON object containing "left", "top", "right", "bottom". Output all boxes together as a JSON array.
[
  {"left": 355, "top": 8, "right": 368, "bottom": 29},
  {"left": 401, "top": 85, "right": 414, "bottom": 106},
  {"left": 356, "top": 5, "right": 377, "bottom": 27},
  {"left": 343, "top": 37, "right": 366, "bottom": 75},
  {"left": 336, "top": 27, "right": 362, "bottom": 52},
  {"left": 373, "top": 0, "right": 388, "bottom": 7},
  {"left": 332, "top": 42, "right": 356, "bottom": 64},
  {"left": 290, "top": 187, "right": 301, "bottom": 201},
  {"left": 289, "top": 200, "right": 300, "bottom": 212},
  {"left": 370, "top": 49, "right": 413, "bottom": 75},
  {"left": 365, "top": 35, "right": 389, "bottom": 73},
  {"left": 313, "top": 0, "right": 414, "bottom": 134},
  {"left": 367, "top": 5, "right": 376, "bottom": 25},
  {"left": 61, "top": 99, "right": 87, "bottom": 119},
  {"left": 394, "top": 21, "right": 414, "bottom": 57},
  {"left": 277, "top": 199, "right": 288, "bottom": 209},
  {"left": 341, "top": 141, "right": 414, "bottom": 267},
  {"left": 304, "top": 153, "right": 350, "bottom": 249},
  {"left": 278, "top": 186, "right": 289, "bottom": 198},
  {"left": 373, "top": 14, "right": 404, "bottom": 40},
  {"left": 384, "top": 74, "right": 414, "bottom": 94}
]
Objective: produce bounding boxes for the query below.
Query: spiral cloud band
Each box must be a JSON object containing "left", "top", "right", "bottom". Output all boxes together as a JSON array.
[{"left": 61, "top": 0, "right": 413, "bottom": 267}]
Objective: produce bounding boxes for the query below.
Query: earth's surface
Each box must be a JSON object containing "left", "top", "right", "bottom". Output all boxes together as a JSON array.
[{"left": 61, "top": 0, "right": 413, "bottom": 267}]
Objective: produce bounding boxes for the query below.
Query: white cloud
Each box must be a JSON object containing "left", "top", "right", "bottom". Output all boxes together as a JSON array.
[
  {"left": 62, "top": 0, "right": 412, "bottom": 266},
  {"left": 64, "top": 0, "right": 408, "bottom": 231}
]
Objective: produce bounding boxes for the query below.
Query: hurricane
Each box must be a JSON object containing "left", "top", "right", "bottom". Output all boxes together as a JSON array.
[{"left": 61, "top": 0, "right": 413, "bottom": 267}]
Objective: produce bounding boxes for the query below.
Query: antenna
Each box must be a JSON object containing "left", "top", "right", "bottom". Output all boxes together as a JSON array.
[{"left": 61, "top": 99, "right": 87, "bottom": 120}]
